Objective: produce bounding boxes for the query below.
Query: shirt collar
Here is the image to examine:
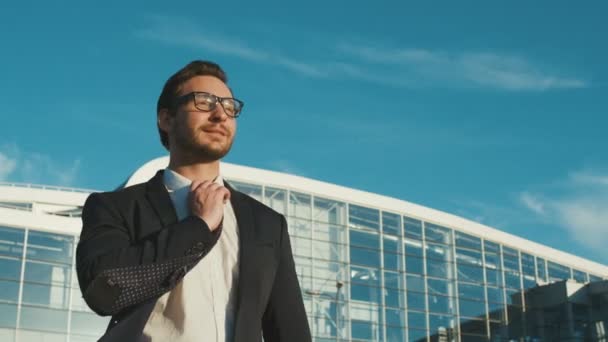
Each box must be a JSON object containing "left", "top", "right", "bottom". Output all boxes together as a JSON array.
[{"left": 163, "top": 168, "right": 224, "bottom": 192}]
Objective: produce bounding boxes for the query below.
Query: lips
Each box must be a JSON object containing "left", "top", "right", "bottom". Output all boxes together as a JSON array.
[{"left": 202, "top": 127, "right": 228, "bottom": 136}]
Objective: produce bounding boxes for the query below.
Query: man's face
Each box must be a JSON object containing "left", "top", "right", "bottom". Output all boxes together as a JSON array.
[{"left": 162, "top": 75, "right": 237, "bottom": 161}]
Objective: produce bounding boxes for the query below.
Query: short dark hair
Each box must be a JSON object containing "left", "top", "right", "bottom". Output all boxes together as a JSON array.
[{"left": 157, "top": 60, "right": 228, "bottom": 150}]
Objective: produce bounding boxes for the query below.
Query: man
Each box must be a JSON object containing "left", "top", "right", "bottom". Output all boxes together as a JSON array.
[{"left": 76, "top": 60, "right": 311, "bottom": 342}]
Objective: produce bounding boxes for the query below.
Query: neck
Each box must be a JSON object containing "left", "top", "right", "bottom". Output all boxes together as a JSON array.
[{"left": 167, "top": 152, "right": 220, "bottom": 182}]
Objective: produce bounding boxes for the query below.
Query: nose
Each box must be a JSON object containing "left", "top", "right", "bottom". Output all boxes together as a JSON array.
[{"left": 209, "top": 104, "right": 228, "bottom": 122}]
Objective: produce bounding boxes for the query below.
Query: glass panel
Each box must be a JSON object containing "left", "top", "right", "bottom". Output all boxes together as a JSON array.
[
  {"left": 385, "top": 307, "right": 405, "bottom": 327},
  {"left": 572, "top": 269, "right": 587, "bottom": 283},
  {"left": 24, "top": 261, "right": 71, "bottom": 286},
  {"left": 484, "top": 240, "right": 499, "bottom": 253},
  {"left": 384, "top": 271, "right": 403, "bottom": 308},
  {"left": 0, "top": 303, "right": 17, "bottom": 328},
  {"left": 486, "top": 268, "right": 502, "bottom": 287},
  {"left": 16, "top": 330, "right": 66, "bottom": 342},
  {"left": 428, "top": 294, "right": 455, "bottom": 314},
  {"left": 383, "top": 237, "right": 401, "bottom": 271},
  {"left": 0, "top": 227, "right": 24, "bottom": 257},
  {"left": 311, "top": 238, "right": 343, "bottom": 263},
  {"left": 484, "top": 253, "right": 501, "bottom": 270},
  {"left": 350, "top": 231, "right": 380, "bottom": 268},
  {"left": 407, "top": 291, "right": 426, "bottom": 311},
  {"left": 382, "top": 212, "right": 401, "bottom": 236},
  {"left": 502, "top": 247, "right": 519, "bottom": 271},
  {"left": 459, "top": 317, "right": 487, "bottom": 336},
  {"left": 349, "top": 205, "right": 379, "bottom": 231},
  {"left": 520, "top": 253, "right": 535, "bottom": 276},
  {"left": 290, "top": 235, "right": 311, "bottom": 260},
  {"left": 427, "top": 278, "right": 453, "bottom": 297},
  {"left": 350, "top": 230, "right": 379, "bottom": 249},
  {"left": 289, "top": 191, "right": 311, "bottom": 219},
  {"left": 426, "top": 243, "right": 450, "bottom": 261},
  {"left": 486, "top": 286, "right": 503, "bottom": 303},
  {"left": 386, "top": 326, "right": 405, "bottom": 342},
  {"left": 547, "top": 261, "right": 571, "bottom": 282},
  {"left": 455, "top": 232, "right": 481, "bottom": 250},
  {"left": 350, "top": 266, "right": 380, "bottom": 303},
  {"left": 403, "top": 217, "right": 423, "bottom": 240},
  {"left": 407, "top": 274, "right": 425, "bottom": 293},
  {"left": 455, "top": 248, "right": 482, "bottom": 266},
  {"left": 425, "top": 223, "right": 452, "bottom": 245},
  {"left": 408, "top": 328, "right": 428, "bottom": 342},
  {"left": 459, "top": 298, "right": 486, "bottom": 318},
  {"left": 22, "top": 283, "right": 70, "bottom": 309},
  {"left": 404, "top": 239, "right": 423, "bottom": 257},
  {"left": 69, "top": 311, "right": 108, "bottom": 337},
  {"left": 488, "top": 302, "right": 506, "bottom": 321},
  {"left": 504, "top": 270, "right": 521, "bottom": 289},
  {"left": 313, "top": 197, "right": 346, "bottom": 225},
  {"left": 458, "top": 283, "right": 485, "bottom": 301},
  {"left": 427, "top": 259, "right": 454, "bottom": 279},
  {"left": 406, "top": 256, "right": 424, "bottom": 275},
  {"left": 0, "top": 280, "right": 19, "bottom": 303},
  {"left": 589, "top": 274, "right": 603, "bottom": 282},
  {"left": 229, "top": 181, "right": 262, "bottom": 201},
  {"left": 351, "top": 320, "right": 374, "bottom": 340},
  {"left": 314, "top": 223, "right": 346, "bottom": 262},
  {"left": 428, "top": 313, "right": 455, "bottom": 337},
  {"left": 408, "top": 310, "right": 427, "bottom": 329},
  {"left": 26, "top": 231, "right": 73, "bottom": 264},
  {"left": 536, "top": 257, "right": 547, "bottom": 282},
  {"left": 456, "top": 264, "right": 484, "bottom": 284},
  {"left": 0, "top": 257, "right": 21, "bottom": 281},
  {"left": 19, "top": 306, "right": 68, "bottom": 333},
  {"left": 263, "top": 187, "right": 286, "bottom": 215}
]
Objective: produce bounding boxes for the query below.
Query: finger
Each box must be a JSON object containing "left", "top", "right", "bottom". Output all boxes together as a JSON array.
[
  {"left": 190, "top": 180, "right": 204, "bottom": 192},
  {"left": 221, "top": 187, "right": 231, "bottom": 203}
]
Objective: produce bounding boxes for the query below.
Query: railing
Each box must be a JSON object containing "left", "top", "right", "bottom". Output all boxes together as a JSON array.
[
  {"left": 0, "top": 202, "right": 82, "bottom": 218},
  {"left": 0, "top": 181, "right": 97, "bottom": 194}
]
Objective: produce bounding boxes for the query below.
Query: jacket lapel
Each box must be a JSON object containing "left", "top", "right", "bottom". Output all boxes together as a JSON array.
[
  {"left": 145, "top": 169, "right": 178, "bottom": 227},
  {"left": 225, "top": 181, "right": 256, "bottom": 342}
]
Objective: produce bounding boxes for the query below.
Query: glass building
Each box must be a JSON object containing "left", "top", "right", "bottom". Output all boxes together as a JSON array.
[{"left": 1, "top": 156, "right": 606, "bottom": 341}]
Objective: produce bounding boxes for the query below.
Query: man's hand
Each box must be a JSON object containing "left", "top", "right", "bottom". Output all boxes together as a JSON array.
[{"left": 189, "top": 180, "right": 231, "bottom": 231}]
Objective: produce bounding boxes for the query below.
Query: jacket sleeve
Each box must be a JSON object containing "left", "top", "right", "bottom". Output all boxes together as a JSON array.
[
  {"left": 75, "top": 192, "right": 221, "bottom": 316},
  {"left": 262, "top": 215, "right": 312, "bottom": 342}
]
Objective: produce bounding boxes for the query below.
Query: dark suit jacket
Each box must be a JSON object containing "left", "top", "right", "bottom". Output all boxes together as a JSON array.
[{"left": 76, "top": 169, "right": 311, "bottom": 342}]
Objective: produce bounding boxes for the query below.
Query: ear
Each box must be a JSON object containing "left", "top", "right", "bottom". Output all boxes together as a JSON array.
[{"left": 157, "top": 108, "right": 172, "bottom": 133}]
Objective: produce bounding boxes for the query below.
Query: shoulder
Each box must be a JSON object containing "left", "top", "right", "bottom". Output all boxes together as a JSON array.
[{"left": 83, "top": 181, "right": 149, "bottom": 214}]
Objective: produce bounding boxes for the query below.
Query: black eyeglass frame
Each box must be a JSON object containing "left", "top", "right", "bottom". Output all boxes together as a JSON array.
[{"left": 173, "top": 91, "right": 244, "bottom": 118}]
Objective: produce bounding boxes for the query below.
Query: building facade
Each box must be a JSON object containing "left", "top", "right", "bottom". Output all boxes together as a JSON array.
[{"left": 1, "top": 157, "right": 606, "bottom": 341}]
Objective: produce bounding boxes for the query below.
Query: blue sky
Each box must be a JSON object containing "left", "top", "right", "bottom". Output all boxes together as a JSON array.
[{"left": 1, "top": 1, "right": 607, "bottom": 265}]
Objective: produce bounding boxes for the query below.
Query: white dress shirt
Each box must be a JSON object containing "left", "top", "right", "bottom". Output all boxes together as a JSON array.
[{"left": 142, "top": 168, "right": 240, "bottom": 342}]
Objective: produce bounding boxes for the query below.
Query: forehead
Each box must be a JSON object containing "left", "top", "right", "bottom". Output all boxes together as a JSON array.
[{"left": 178, "top": 75, "right": 232, "bottom": 97}]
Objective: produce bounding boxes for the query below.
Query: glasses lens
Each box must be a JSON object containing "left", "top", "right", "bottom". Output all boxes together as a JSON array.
[
  {"left": 194, "top": 93, "right": 217, "bottom": 111},
  {"left": 221, "top": 98, "right": 241, "bottom": 117}
]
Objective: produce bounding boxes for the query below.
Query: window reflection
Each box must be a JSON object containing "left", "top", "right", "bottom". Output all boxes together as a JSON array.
[
  {"left": 404, "top": 217, "right": 423, "bottom": 240},
  {"left": 382, "top": 212, "right": 401, "bottom": 236},
  {"left": 313, "top": 197, "right": 346, "bottom": 225},
  {"left": 349, "top": 205, "right": 379, "bottom": 231},
  {"left": 263, "top": 187, "right": 286, "bottom": 215},
  {"left": 26, "top": 231, "right": 73, "bottom": 264},
  {"left": 424, "top": 223, "right": 452, "bottom": 245}
]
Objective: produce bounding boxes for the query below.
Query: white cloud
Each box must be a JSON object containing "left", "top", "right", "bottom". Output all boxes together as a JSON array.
[
  {"left": 133, "top": 16, "right": 326, "bottom": 78},
  {"left": 0, "top": 144, "right": 81, "bottom": 186},
  {"left": 338, "top": 44, "right": 588, "bottom": 91},
  {"left": 519, "top": 192, "right": 545, "bottom": 215},
  {"left": 519, "top": 169, "right": 608, "bottom": 257},
  {"left": 0, "top": 151, "right": 17, "bottom": 181},
  {"left": 134, "top": 15, "right": 588, "bottom": 91}
]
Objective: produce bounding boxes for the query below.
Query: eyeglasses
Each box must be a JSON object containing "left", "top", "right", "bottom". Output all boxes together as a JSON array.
[{"left": 174, "top": 92, "right": 244, "bottom": 118}]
